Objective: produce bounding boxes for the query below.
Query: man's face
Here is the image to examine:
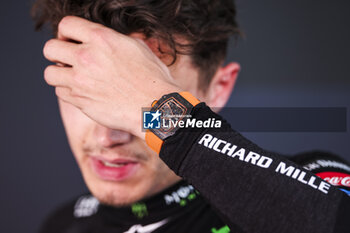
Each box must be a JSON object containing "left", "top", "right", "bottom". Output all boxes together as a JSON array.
[{"left": 58, "top": 34, "right": 207, "bottom": 206}]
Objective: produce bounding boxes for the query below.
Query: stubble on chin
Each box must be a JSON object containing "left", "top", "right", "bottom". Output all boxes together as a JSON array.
[{"left": 94, "top": 190, "right": 139, "bottom": 207}]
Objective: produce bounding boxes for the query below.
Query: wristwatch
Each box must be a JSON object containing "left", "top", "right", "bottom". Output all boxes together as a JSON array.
[{"left": 145, "top": 92, "right": 200, "bottom": 153}]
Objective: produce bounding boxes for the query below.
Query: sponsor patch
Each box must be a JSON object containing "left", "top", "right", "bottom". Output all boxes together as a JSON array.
[
  {"left": 316, "top": 172, "right": 350, "bottom": 187},
  {"left": 74, "top": 195, "right": 99, "bottom": 218}
]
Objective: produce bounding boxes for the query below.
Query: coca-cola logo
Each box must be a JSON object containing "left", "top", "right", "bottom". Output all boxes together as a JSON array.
[{"left": 316, "top": 172, "right": 350, "bottom": 187}]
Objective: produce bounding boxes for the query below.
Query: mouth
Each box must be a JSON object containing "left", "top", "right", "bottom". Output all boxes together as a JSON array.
[{"left": 89, "top": 156, "right": 140, "bottom": 181}]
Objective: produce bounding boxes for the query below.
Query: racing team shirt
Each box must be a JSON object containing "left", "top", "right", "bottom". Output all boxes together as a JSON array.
[{"left": 40, "top": 180, "right": 229, "bottom": 233}]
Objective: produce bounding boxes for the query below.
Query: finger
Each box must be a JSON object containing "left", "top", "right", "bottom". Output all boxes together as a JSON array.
[
  {"left": 55, "top": 87, "right": 75, "bottom": 105},
  {"left": 55, "top": 86, "right": 70, "bottom": 98},
  {"left": 55, "top": 87, "right": 85, "bottom": 109},
  {"left": 57, "top": 16, "right": 99, "bottom": 43},
  {"left": 44, "top": 65, "right": 74, "bottom": 87},
  {"left": 43, "top": 39, "right": 78, "bottom": 66}
]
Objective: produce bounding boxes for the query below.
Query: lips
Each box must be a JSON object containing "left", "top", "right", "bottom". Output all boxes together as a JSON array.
[{"left": 89, "top": 156, "right": 140, "bottom": 181}]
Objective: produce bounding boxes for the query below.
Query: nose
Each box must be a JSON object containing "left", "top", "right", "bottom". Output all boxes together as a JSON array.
[{"left": 94, "top": 124, "right": 132, "bottom": 148}]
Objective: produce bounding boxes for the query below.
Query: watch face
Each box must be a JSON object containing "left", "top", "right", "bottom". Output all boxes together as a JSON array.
[{"left": 151, "top": 93, "right": 194, "bottom": 140}]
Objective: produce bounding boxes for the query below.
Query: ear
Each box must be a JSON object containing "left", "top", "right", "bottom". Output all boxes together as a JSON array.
[{"left": 205, "top": 62, "right": 240, "bottom": 112}]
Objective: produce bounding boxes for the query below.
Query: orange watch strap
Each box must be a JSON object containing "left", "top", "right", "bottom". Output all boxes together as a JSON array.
[
  {"left": 145, "top": 92, "right": 200, "bottom": 154},
  {"left": 145, "top": 129, "right": 164, "bottom": 154},
  {"left": 179, "top": 92, "right": 200, "bottom": 106}
]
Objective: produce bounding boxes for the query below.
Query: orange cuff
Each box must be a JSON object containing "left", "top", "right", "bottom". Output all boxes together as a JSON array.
[{"left": 145, "top": 129, "right": 164, "bottom": 154}]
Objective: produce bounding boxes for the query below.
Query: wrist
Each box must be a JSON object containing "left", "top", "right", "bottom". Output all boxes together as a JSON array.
[{"left": 144, "top": 91, "right": 200, "bottom": 153}]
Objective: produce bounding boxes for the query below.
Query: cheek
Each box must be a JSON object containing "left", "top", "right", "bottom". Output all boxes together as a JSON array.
[
  {"left": 137, "top": 141, "right": 172, "bottom": 180},
  {"left": 143, "top": 142, "right": 178, "bottom": 180},
  {"left": 58, "top": 99, "right": 92, "bottom": 158}
]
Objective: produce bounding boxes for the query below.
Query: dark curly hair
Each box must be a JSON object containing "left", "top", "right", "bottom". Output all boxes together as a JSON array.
[{"left": 32, "top": 0, "right": 241, "bottom": 90}]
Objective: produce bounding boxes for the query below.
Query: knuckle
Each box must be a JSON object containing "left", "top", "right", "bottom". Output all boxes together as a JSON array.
[
  {"left": 90, "top": 27, "right": 110, "bottom": 44},
  {"left": 70, "top": 87, "right": 82, "bottom": 97},
  {"left": 75, "top": 48, "right": 94, "bottom": 65},
  {"left": 91, "top": 27, "right": 104, "bottom": 38},
  {"left": 71, "top": 72, "right": 84, "bottom": 88},
  {"left": 71, "top": 72, "right": 81, "bottom": 84},
  {"left": 58, "top": 16, "right": 73, "bottom": 31}
]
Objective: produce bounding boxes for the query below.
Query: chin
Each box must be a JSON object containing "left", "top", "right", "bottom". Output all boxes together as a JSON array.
[
  {"left": 82, "top": 169, "right": 150, "bottom": 207},
  {"left": 91, "top": 187, "right": 141, "bottom": 207}
]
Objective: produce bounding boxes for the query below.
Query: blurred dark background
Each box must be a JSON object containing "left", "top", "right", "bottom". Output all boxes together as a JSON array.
[{"left": 0, "top": 0, "right": 349, "bottom": 232}]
